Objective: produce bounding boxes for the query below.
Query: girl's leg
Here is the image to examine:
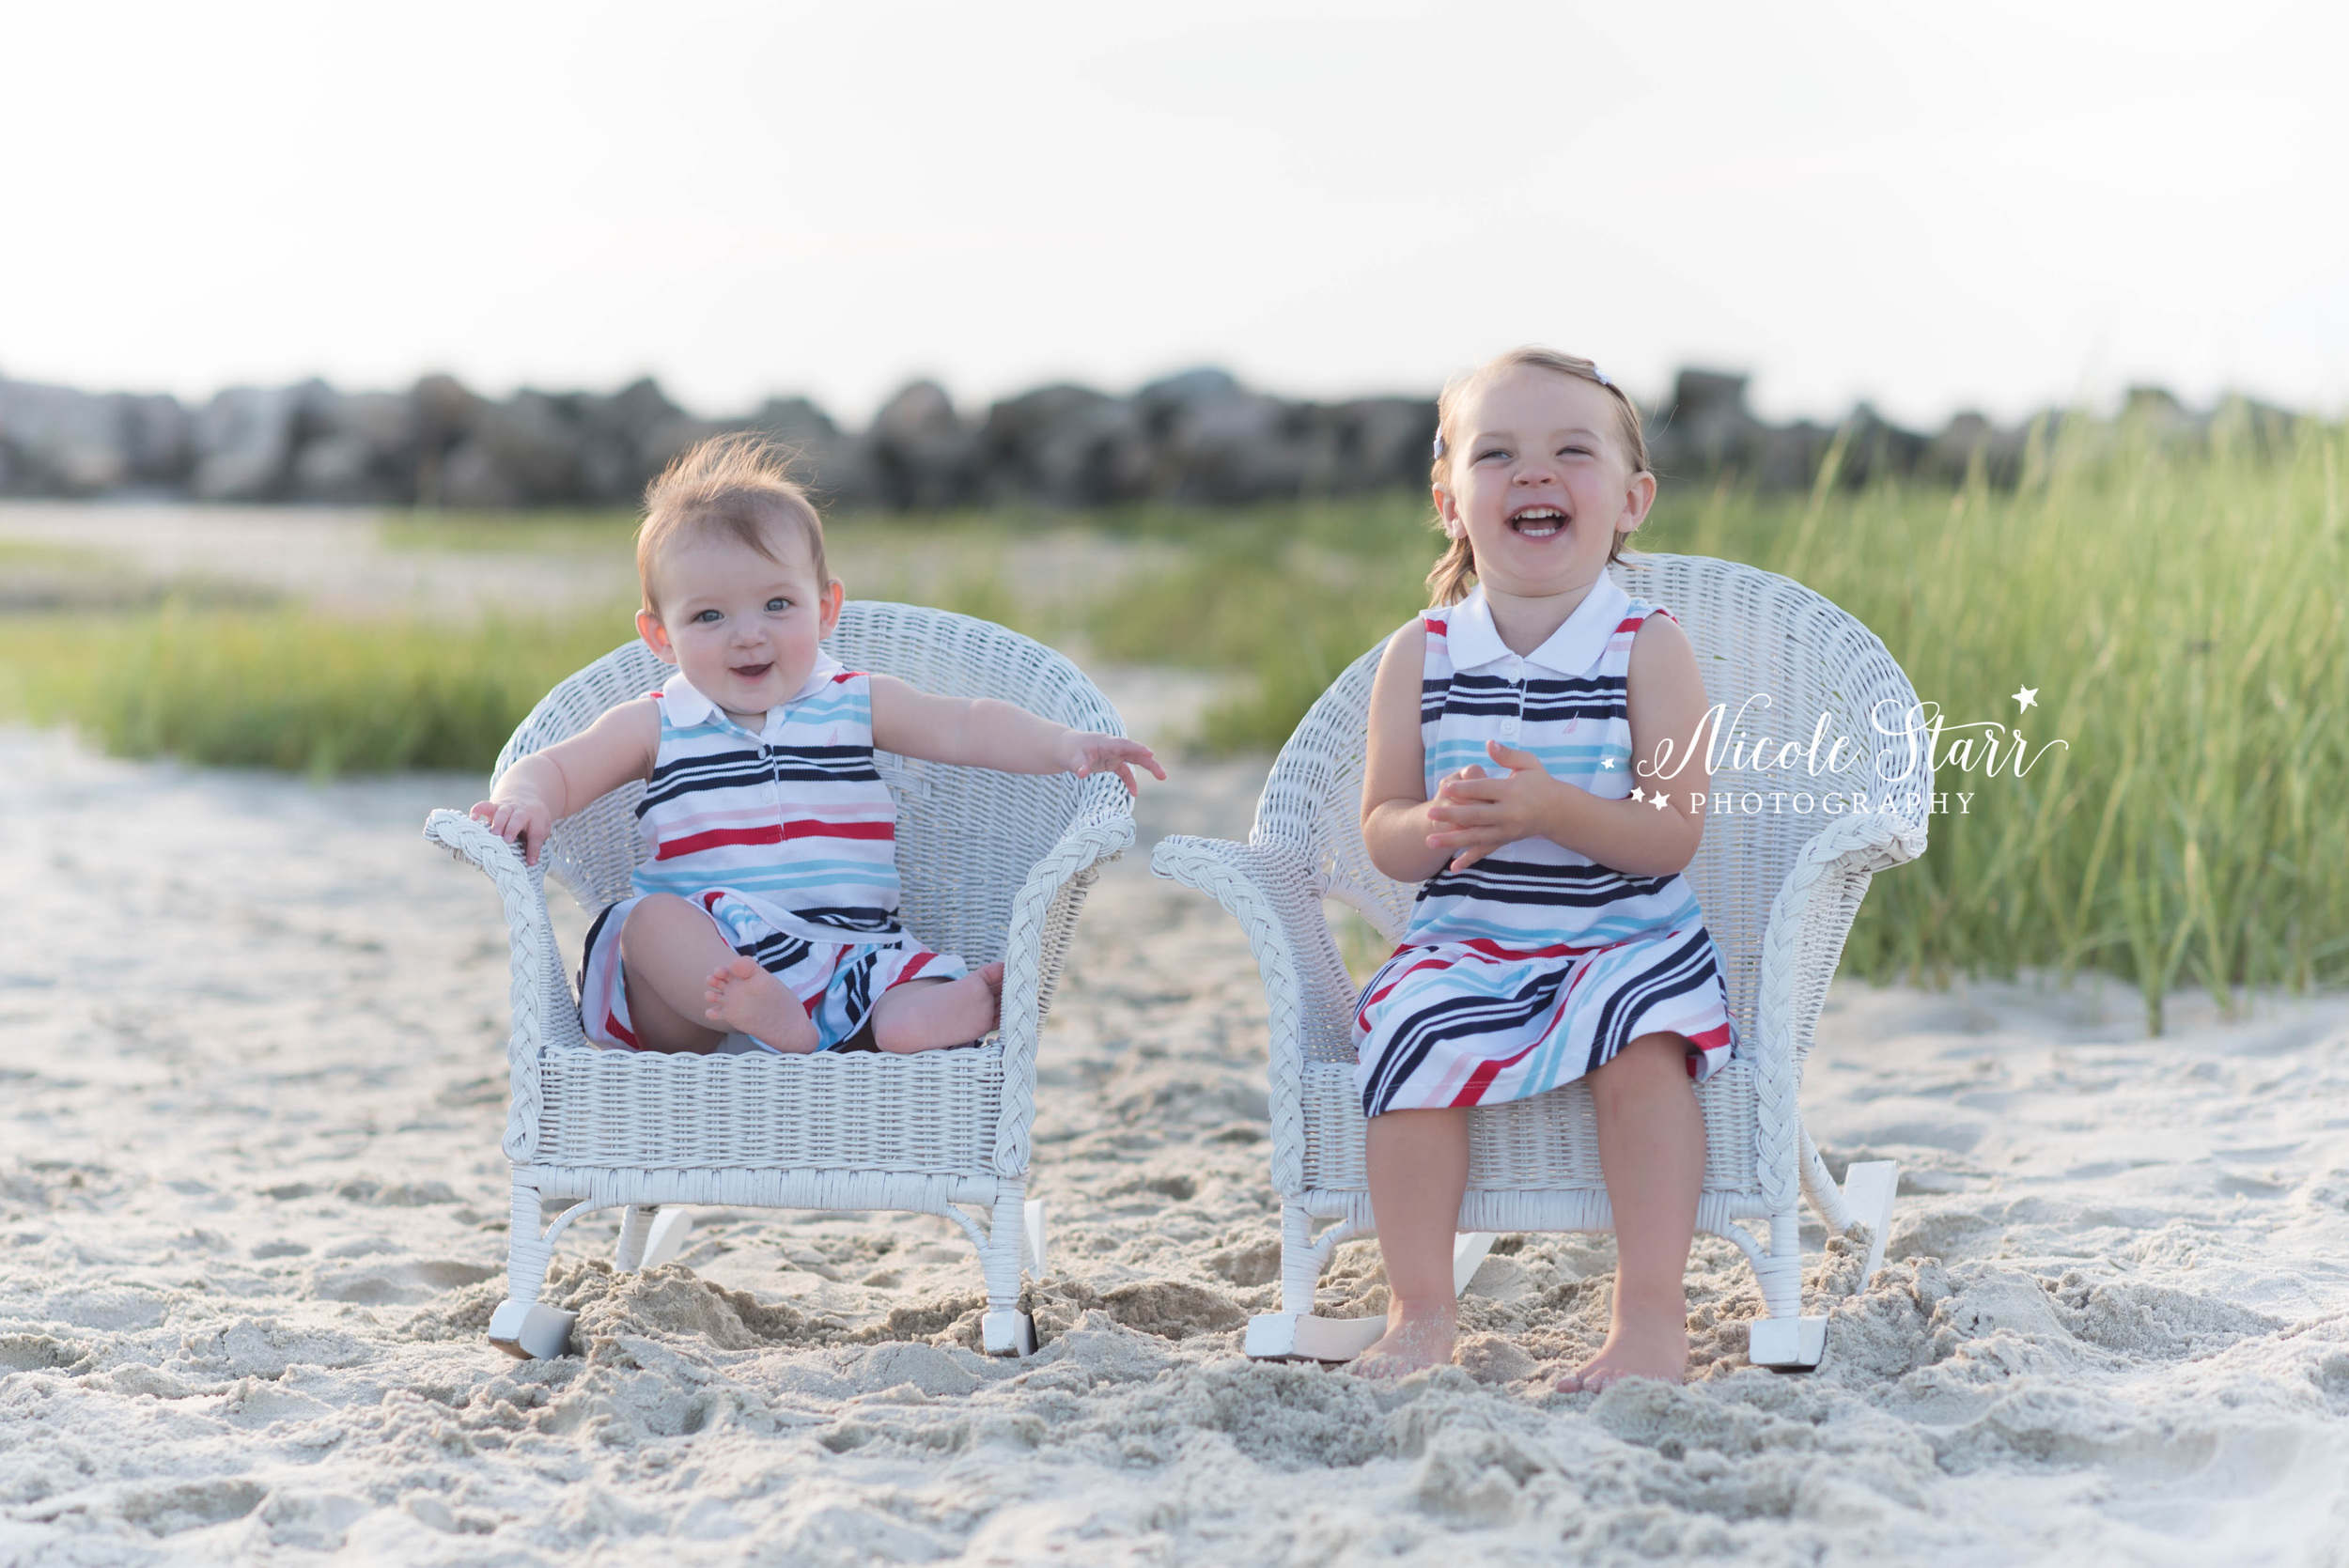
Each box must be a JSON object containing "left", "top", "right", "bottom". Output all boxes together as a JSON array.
[
  {"left": 1356, "top": 1106, "right": 1470, "bottom": 1376},
  {"left": 866, "top": 963, "right": 1005, "bottom": 1054},
  {"left": 622, "top": 894, "right": 816, "bottom": 1054},
  {"left": 1564, "top": 1031, "right": 1705, "bottom": 1390}
]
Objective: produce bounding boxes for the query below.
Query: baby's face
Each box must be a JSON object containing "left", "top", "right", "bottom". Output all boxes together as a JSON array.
[
  {"left": 638, "top": 526, "right": 839, "bottom": 722},
  {"left": 1437, "top": 368, "right": 1652, "bottom": 599}
]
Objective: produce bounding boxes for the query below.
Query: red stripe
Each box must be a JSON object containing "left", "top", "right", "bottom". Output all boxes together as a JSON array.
[
  {"left": 786, "top": 819, "right": 894, "bottom": 841},
  {"left": 660, "top": 825, "right": 782, "bottom": 860},
  {"left": 1422, "top": 616, "right": 1446, "bottom": 637},
  {"left": 607, "top": 1014, "right": 640, "bottom": 1050},
  {"left": 1454, "top": 1058, "right": 1502, "bottom": 1104},
  {"left": 1613, "top": 614, "right": 1645, "bottom": 634},
  {"left": 886, "top": 952, "right": 939, "bottom": 988},
  {"left": 657, "top": 819, "right": 895, "bottom": 860},
  {"left": 832, "top": 670, "right": 859, "bottom": 684},
  {"left": 1447, "top": 988, "right": 1575, "bottom": 1106}
]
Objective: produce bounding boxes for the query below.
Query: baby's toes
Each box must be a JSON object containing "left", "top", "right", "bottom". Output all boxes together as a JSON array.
[{"left": 727, "top": 956, "right": 761, "bottom": 982}]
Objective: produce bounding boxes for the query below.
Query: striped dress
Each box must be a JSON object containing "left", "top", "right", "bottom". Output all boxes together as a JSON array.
[
  {"left": 578, "top": 652, "right": 965, "bottom": 1052},
  {"left": 1354, "top": 578, "right": 1736, "bottom": 1116}
]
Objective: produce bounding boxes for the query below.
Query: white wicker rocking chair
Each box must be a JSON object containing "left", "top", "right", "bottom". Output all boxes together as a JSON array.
[
  {"left": 424, "top": 601, "right": 1132, "bottom": 1360},
  {"left": 1150, "top": 553, "right": 1929, "bottom": 1368}
]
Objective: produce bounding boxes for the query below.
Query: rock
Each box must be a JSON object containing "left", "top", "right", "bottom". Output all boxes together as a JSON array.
[
  {"left": 1650, "top": 367, "right": 1758, "bottom": 481},
  {"left": 1144, "top": 374, "right": 1318, "bottom": 503},
  {"left": 1836, "top": 403, "right": 1929, "bottom": 487},
  {"left": 436, "top": 391, "right": 586, "bottom": 509},
  {"left": 191, "top": 385, "right": 299, "bottom": 501},
  {"left": 109, "top": 393, "right": 193, "bottom": 489},
  {"left": 1921, "top": 411, "right": 2029, "bottom": 487},
  {"left": 863, "top": 380, "right": 976, "bottom": 510},
  {"left": 1323, "top": 396, "right": 1439, "bottom": 492},
  {"left": 745, "top": 396, "right": 863, "bottom": 503},
  {"left": 978, "top": 384, "right": 1150, "bottom": 506},
  {"left": 409, "top": 373, "right": 478, "bottom": 509},
  {"left": 570, "top": 378, "right": 691, "bottom": 503},
  {"left": 1134, "top": 367, "right": 1247, "bottom": 440},
  {"left": 288, "top": 383, "right": 415, "bottom": 503},
  {"left": 0, "top": 380, "right": 131, "bottom": 495}
]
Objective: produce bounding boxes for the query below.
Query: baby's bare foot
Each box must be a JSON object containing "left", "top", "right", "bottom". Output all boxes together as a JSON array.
[
  {"left": 1352, "top": 1300, "right": 1456, "bottom": 1379},
  {"left": 703, "top": 957, "right": 818, "bottom": 1054},
  {"left": 871, "top": 963, "right": 1004, "bottom": 1054},
  {"left": 1558, "top": 1317, "right": 1688, "bottom": 1392}
]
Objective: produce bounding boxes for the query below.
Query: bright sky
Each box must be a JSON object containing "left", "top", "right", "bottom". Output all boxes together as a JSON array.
[{"left": 7, "top": 1, "right": 2344, "bottom": 427}]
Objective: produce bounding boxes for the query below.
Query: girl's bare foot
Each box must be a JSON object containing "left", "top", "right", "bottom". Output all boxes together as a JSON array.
[
  {"left": 1557, "top": 1314, "right": 1688, "bottom": 1391},
  {"left": 703, "top": 957, "right": 818, "bottom": 1053},
  {"left": 869, "top": 961, "right": 1004, "bottom": 1054},
  {"left": 1352, "top": 1298, "right": 1456, "bottom": 1378}
]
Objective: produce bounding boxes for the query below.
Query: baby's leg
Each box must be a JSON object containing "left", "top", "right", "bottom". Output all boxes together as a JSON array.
[
  {"left": 1355, "top": 1106, "right": 1470, "bottom": 1377},
  {"left": 1563, "top": 1031, "right": 1704, "bottom": 1391},
  {"left": 617, "top": 894, "right": 745, "bottom": 1053},
  {"left": 867, "top": 963, "right": 1005, "bottom": 1054},
  {"left": 619, "top": 894, "right": 816, "bottom": 1054}
]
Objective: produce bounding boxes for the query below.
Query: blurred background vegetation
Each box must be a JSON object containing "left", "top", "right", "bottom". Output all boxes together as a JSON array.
[{"left": 1, "top": 403, "right": 2341, "bottom": 1027}]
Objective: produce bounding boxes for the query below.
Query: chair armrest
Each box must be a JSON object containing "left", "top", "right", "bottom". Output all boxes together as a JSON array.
[
  {"left": 424, "top": 808, "right": 560, "bottom": 1163},
  {"left": 1149, "top": 833, "right": 1360, "bottom": 1196},
  {"left": 1747, "top": 810, "right": 1928, "bottom": 1208},
  {"left": 992, "top": 776, "right": 1135, "bottom": 1176}
]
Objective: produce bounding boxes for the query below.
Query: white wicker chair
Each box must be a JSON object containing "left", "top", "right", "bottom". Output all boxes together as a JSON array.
[
  {"left": 1150, "top": 554, "right": 1929, "bottom": 1368},
  {"left": 424, "top": 602, "right": 1132, "bottom": 1359}
]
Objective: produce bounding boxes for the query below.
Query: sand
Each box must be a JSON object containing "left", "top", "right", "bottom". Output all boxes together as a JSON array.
[{"left": 4, "top": 713, "right": 2349, "bottom": 1565}]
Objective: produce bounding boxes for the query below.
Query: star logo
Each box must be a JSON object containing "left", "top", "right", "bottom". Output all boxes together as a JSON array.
[
  {"left": 1651, "top": 792, "right": 1671, "bottom": 811},
  {"left": 1600, "top": 756, "right": 1616, "bottom": 769},
  {"left": 1630, "top": 786, "right": 1647, "bottom": 801},
  {"left": 2012, "top": 686, "right": 2038, "bottom": 712}
]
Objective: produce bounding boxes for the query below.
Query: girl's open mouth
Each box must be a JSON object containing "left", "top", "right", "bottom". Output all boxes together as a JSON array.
[{"left": 1508, "top": 505, "right": 1566, "bottom": 539}]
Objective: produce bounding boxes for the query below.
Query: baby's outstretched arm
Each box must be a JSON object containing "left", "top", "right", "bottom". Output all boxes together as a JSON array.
[
  {"left": 868, "top": 675, "right": 1165, "bottom": 795},
  {"left": 468, "top": 699, "right": 660, "bottom": 864}
]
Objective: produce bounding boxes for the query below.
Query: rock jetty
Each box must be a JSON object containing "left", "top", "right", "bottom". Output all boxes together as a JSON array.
[{"left": 0, "top": 365, "right": 2252, "bottom": 509}]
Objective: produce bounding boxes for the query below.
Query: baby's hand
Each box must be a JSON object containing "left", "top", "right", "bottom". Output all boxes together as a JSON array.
[
  {"left": 1057, "top": 731, "right": 1167, "bottom": 798},
  {"left": 470, "top": 796, "right": 554, "bottom": 866}
]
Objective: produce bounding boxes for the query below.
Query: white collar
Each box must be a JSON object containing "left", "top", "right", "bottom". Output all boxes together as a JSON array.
[
  {"left": 1444, "top": 578, "right": 1630, "bottom": 677},
  {"left": 659, "top": 650, "right": 845, "bottom": 737}
]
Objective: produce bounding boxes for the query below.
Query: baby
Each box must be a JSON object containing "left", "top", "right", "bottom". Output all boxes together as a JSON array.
[{"left": 473, "top": 434, "right": 1162, "bottom": 1056}]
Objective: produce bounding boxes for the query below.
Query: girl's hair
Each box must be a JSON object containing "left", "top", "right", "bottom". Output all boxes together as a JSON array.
[
  {"left": 1426, "top": 347, "right": 1651, "bottom": 606},
  {"left": 636, "top": 433, "right": 827, "bottom": 614}
]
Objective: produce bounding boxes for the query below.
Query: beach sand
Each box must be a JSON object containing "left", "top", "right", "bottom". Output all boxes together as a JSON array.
[{"left": 4, "top": 718, "right": 2348, "bottom": 1565}]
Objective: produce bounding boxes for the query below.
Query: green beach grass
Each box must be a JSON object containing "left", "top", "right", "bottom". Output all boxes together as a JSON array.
[{"left": 0, "top": 406, "right": 2340, "bottom": 1022}]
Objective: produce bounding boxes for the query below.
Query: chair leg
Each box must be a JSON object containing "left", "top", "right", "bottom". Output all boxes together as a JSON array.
[
  {"left": 642, "top": 1207, "right": 692, "bottom": 1268},
  {"left": 614, "top": 1204, "right": 656, "bottom": 1271},
  {"left": 487, "top": 1177, "right": 578, "bottom": 1360},
  {"left": 1248, "top": 1205, "right": 1419, "bottom": 1362},
  {"left": 1746, "top": 1211, "right": 1826, "bottom": 1370},
  {"left": 979, "top": 1187, "right": 1035, "bottom": 1356}
]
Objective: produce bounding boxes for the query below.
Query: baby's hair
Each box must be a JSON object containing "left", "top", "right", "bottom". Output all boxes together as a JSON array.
[
  {"left": 1427, "top": 347, "right": 1651, "bottom": 606},
  {"left": 636, "top": 433, "right": 828, "bottom": 614}
]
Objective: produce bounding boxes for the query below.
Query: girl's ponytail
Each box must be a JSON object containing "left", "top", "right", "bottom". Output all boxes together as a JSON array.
[{"left": 1426, "top": 534, "right": 1477, "bottom": 606}]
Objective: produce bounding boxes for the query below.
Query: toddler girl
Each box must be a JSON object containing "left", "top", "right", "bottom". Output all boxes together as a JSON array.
[
  {"left": 1353, "top": 349, "right": 1735, "bottom": 1389},
  {"left": 473, "top": 435, "right": 1162, "bottom": 1057}
]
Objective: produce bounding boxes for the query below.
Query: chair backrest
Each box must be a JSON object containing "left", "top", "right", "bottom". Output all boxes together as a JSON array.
[
  {"left": 493, "top": 601, "right": 1126, "bottom": 966},
  {"left": 1253, "top": 553, "right": 1929, "bottom": 1049}
]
